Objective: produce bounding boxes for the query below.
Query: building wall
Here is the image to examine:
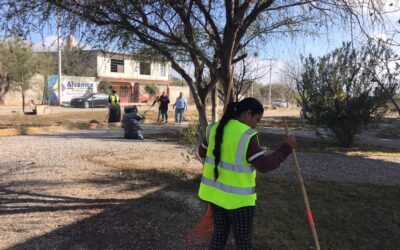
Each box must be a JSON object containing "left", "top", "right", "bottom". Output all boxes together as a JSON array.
[
  {"left": 96, "top": 52, "right": 170, "bottom": 81},
  {"left": 3, "top": 74, "right": 45, "bottom": 107},
  {"left": 168, "top": 86, "right": 191, "bottom": 104}
]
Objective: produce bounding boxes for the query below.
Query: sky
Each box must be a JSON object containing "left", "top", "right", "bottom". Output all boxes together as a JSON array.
[{"left": 25, "top": 1, "right": 400, "bottom": 85}]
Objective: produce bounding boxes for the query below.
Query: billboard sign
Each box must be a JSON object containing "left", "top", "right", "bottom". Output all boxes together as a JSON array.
[{"left": 46, "top": 75, "right": 98, "bottom": 105}]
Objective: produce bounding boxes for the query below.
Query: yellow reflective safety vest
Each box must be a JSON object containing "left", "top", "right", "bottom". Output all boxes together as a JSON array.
[
  {"left": 110, "top": 95, "right": 120, "bottom": 105},
  {"left": 198, "top": 119, "right": 258, "bottom": 209}
]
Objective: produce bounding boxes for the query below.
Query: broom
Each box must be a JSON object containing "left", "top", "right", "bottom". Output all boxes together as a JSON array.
[
  {"left": 183, "top": 203, "right": 213, "bottom": 246},
  {"left": 283, "top": 117, "right": 320, "bottom": 250}
]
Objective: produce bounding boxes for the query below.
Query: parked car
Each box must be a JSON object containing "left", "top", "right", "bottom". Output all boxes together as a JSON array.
[
  {"left": 70, "top": 93, "right": 109, "bottom": 108},
  {"left": 272, "top": 99, "right": 289, "bottom": 108}
]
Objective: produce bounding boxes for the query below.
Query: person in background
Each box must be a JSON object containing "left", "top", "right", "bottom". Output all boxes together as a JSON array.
[
  {"left": 197, "top": 97, "right": 297, "bottom": 250},
  {"left": 172, "top": 92, "right": 187, "bottom": 124},
  {"left": 108, "top": 89, "right": 121, "bottom": 123},
  {"left": 157, "top": 91, "right": 170, "bottom": 123},
  {"left": 108, "top": 89, "right": 120, "bottom": 105}
]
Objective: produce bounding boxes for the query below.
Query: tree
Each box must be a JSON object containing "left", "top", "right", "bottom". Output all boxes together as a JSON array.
[
  {"left": 363, "top": 39, "right": 400, "bottom": 116},
  {"left": 217, "top": 58, "right": 265, "bottom": 103},
  {"left": 258, "top": 83, "right": 288, "bottom": 105},
  {"left": 169, "top": 77, "right": 186, "bottom": 86},
  {"left": 298, "top": 42, "right": 391, "bottom": 147},
  {"left": 233, "top": 58, "right": 266, "bottom": 102},
  {"left": 0, "top": 45, "right": 11, "bottom": 104},
  {"left": 58, "top": 47, "right": 97, "bottom": 77},
  {"left": 98, "top": 80, "right": 112, "bottom": 94},
  {"left": 281, "top": 63, "right": 302, "bottom": 108},
  {"left": 0, "top": 0, "right": 388, "bottom": 137},
  {"left": 144, "top": 84, "right": 160, "bottom": 97},
  {"left": 0, "top": 40, "right": 52, "bottom": 112}
]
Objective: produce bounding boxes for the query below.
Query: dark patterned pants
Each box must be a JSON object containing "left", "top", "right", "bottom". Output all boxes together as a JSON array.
[{"left": 209, "top": 204, "right": 255, "bottom": 250}]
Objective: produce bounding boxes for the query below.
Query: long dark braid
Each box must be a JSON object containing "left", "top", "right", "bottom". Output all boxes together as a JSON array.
[
  {"left": 213, "top": 102, "right": 237, "bottom": 180},
  {"left": 213, "top": 98, "right": 264, "bottom": 181}
]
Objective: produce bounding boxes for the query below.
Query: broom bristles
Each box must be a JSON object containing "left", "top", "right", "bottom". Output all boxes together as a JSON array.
[{"left": 184, "top": 204, "right": 214, "bottom": 246}]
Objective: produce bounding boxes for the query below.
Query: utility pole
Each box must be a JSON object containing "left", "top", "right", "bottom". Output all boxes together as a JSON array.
[{"left": 57, "top": 9, "right": 62, "bottom": 106}]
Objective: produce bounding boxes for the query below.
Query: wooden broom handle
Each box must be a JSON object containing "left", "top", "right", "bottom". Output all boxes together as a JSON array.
[{"left": 283, "top": 117, "right": 320, "bottom": 250}]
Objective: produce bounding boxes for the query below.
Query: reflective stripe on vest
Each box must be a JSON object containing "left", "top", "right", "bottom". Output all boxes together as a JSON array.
[
  {"left": 204, "top": 156, "right": 255, "bottom": 173},
  {"left": 201, "top": 127, "right": 256, "bottom": 195},
  {"left": 199, "top": 120, "right": 258, "bottom": 209},
  {"left": 201, "top": 176, "right": 255, "bottom": 195},
  {"left": 235, "top": 128, "right": 256, "bottom": 164}
]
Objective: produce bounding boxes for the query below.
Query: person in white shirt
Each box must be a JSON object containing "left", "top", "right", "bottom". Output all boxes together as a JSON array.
[{"left": 172, "top": 92, "right": 187, "bottom": 124}]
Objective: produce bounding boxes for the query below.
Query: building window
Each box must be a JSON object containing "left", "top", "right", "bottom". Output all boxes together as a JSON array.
[
  {"left": 140, "top": 62, "right": 151, "bottom": 75},
  {"left": 111, "top": 59, "right": 124, "bottom": 73},
  {"left": 160, "top": 64, "right": 166, "bottom": 77}
]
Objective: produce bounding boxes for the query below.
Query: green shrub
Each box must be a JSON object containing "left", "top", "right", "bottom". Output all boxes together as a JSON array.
[
  {"left": 299, "top": 42, "right": 390, "bottom": 147},
  {"left": 144, "top": 84, "right": 159, "bottom": 96},
  {"left": 99, "top": 80, "right": 112, "bottom": 94},
  {"left": 181, "top": 120, "right": 199, "bottom": 147}
]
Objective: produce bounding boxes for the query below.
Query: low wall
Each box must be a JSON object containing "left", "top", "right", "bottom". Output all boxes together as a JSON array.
[{"left": 2, "top": 74, "right": 45, "bottom": 107}]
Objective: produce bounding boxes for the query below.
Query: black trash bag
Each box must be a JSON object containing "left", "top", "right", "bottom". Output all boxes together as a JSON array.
[
  {"left": 124, "top": 105, "right": 138, "bottom": 114},
  {"left": 108, "top": 104, "right": 121, "bottom": 123},
  {"left": 122, "top": 106, "right": 144, "bottom": 140}
]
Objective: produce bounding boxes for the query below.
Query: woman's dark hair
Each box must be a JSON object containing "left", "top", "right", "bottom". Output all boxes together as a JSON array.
[{"left": 213, "top": 97, "right": 263, "bottom": 180}]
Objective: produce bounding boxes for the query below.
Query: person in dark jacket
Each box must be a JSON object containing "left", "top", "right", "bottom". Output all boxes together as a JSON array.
[{"left": 157, "top": 91, "right": 170, "bottom": 123}]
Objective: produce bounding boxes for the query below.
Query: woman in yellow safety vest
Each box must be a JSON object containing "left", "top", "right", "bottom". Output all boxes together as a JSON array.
[
  {"left": 109, "top": 90, "right": 120, "bottom": 105},
  {"left": 198, "top": 97, "right": 297, "bottom": 250}
]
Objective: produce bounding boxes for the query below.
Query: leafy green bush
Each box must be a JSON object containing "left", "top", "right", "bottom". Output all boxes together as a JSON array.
[
  {"left": 144, "top": 84, "right": 159, "bottom": 96},
  {"left": 298, "top": 42, "right": 391, "bottom": 147},
  {"left": 99, "top": 80, "right": 112, "bottom": 94},
  {"left": 180, "top": 120, "right": 205, "bottom": 161},
  {"left": 181, "top": 120, "right": 199, "bottom": 147}
]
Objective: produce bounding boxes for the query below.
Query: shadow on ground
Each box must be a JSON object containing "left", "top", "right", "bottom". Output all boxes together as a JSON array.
[{"left": 1, "top": 168, "right": 208, "bottom": 250}]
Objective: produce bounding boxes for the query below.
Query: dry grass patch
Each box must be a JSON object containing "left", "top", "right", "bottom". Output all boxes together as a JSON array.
[{"left": 0, "top": 111, "right": 108, "bottom": 128}]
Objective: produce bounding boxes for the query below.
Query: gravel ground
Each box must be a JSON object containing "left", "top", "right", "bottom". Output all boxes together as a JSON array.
[
  {"left": 258, "top": 121, "right": 400, "bottom": 149},
  {"left": 0, "top": 129, "right": 204, "bottom": 249},
  {"left": 266, "top": 151, "right": 400, "bottom": 185},
  {"left": 0, "top": 127, "right": 399, "bottom": 249}
]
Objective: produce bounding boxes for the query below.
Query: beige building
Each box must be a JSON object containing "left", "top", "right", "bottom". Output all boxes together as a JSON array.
[
  {"left": 94, "top": 50, "right": 171, "bottom": 103},
  {"left": 2, "top": 49, "right": 191, "bottom": 106}
]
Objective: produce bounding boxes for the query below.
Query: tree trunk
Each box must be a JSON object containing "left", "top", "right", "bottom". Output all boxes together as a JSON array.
[
  {"left": 220, "top": 65, "right": 235, "bottom": 111},
  {"left": 211, "top": 86, "right": 218, "bottom": 122},
  {"left": 389, "top": 95, "right": 400, "bottom": 117},
  {"left": 0, "top": 74, "right": 11, "bottom": 105},
  {"left": 42, "top": 75, "right": 48, "bottom": 105},
  {"left": 191, "top": 98, "right": 208, "bottom": 141},
  {"left": 22, "top": 92, "right": 25, "bottom": 113}
]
